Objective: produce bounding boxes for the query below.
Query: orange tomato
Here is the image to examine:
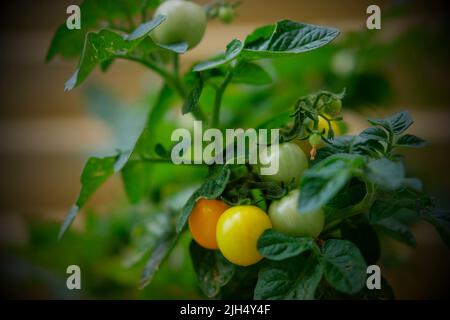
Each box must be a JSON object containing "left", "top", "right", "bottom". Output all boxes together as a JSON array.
[{"left": 188, "top": 199, "right": 229, "bottom": 249}]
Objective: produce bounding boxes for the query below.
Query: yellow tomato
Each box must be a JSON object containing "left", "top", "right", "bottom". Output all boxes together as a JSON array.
[
  {"left": 216, "top": 205, "right": 272, "bottom": 266},
  {"left": 189, "top": 199, "right": 229, "bottom": 249}
]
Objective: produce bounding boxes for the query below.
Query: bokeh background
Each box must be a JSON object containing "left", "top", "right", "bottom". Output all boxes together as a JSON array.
[{"left": 0, "top": 0, "right": 449, "bottom": 299}]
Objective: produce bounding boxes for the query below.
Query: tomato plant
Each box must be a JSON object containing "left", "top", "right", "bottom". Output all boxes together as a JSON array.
[{"left": 47, "top": 0, "right": 450, "bottom": 300}]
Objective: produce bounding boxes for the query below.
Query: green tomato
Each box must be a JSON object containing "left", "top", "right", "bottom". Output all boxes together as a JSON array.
[
  {"left": 325, "top": 98, "right": 342, "bottom": 115},
  {"left": 309, "top": 133, "right": 322, "bottom": 146},
  {"left": 256, "top": 142, "right": 308, "bottom": 185},
  {"left": 268, "top": 189, "right": 324, "bottom": 237},
  {"left": 218, "top": 5, "right": 235, "bottom": 23},
  {"left": 151, "top": 0, "right": 207, "bottom": 49}
]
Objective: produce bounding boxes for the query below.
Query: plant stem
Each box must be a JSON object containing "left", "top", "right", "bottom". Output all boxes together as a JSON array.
[
  {"left": 322, "top": 181, "right": 376, "bottom": 233},
  {"left": 173, "top": 52, "right": 180, "bottom": 77},
  {"left": 212, "top": 70, "right": 233, "bottom": 127}
]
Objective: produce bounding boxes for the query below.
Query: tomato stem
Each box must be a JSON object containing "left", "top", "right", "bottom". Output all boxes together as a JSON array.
[
  {"left": 212, "top": 70, "right": 233, "bottom": 127},
  {"left": 322, "top": 180, "right": 376, "bottom": 234}
]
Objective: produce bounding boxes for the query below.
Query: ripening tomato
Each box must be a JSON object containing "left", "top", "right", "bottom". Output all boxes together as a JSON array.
[
  {"left": 218, "top": 5, "right": 235, "bottom": 23},
  {"left": 151, "top": 0, "right": 207, "bottom": 49},
  {"left": 317, "top": 115, "right": 340, "bottom": 136},
  {"left": 216, "top": 205, "right": 272, "bottom": 266},
  {"left": 309, "top": 132, "right": 322, "bottom": 146},
  {"left": 268, "top": 189, "right": 324, "bottom": 237},
  {"left": 256, "top": 142, "right": 308, "bottom": 185},
  {"left": 189, "top": 199, "right": 229, "bottom": 249}
]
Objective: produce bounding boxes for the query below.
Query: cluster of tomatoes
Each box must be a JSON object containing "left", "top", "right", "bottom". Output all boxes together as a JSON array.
[{"left": 188, "top": 142, "right": 325, "bottom": 266}]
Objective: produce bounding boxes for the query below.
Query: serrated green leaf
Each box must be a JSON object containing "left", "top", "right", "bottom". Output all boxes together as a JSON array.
[
  {"left": 359, "top": 127, "right": 388, "bottom": 141},
  {"left": 58, "top": 155, "right": 119, "bottom": 239},
  {"left": 395, "top": 134, "right": 426, "bottom": 148},
  {"left": 193, "top": 39, "right": 243, "bottom": 71},
  {"left": 176, "top": 165, "right": 231, "bottom": 232},
  {"left": 299, "top": 154, "right": 365, "bottom": 213},
  {"left": 232, "top": 62, "right": 272, "bottom": 85},
  {"left": 373, "top": 218, "right": 416, "bottom": 247},
  {"left": 321, "top": 239, "right": 367, "bottom": 295},
  {"left": 190, "top": 241, "right": 235, "bottom": 298},
  {"left": 257, "top": 230, "right": 316, "bottom": 261},
  {"left": 254, "top": 255, "right": 323, "bottom": 300},
  {"left": 47, "top": 0, "right": 162, "bottom": 61},
  {"left": 65, "top": 15, "right": 166, "bottom": 91},
  {"left": 368, "top": 111, "right": 413, "bottom": 136},
  {"left": 365, "top": 158, "right": 405, "bottom": 191},
  {"left": 241, "top": 20, "right": 340, "bottom": 59}
]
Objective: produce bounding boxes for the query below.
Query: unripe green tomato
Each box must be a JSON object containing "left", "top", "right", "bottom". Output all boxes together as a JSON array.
[
  {"left": 325, "top": 98, "right": 342, "bottom": 115},
  {"left": 268, "top": 189, "right": 324, "bottom": 237},
  {"left": 151, "top": 0, "right": 207, "bottom": 49},
  {"left": 256, "top": 142, "right": 308, "bottom": 185},
  {"left": 309, "top": 133, "right": 322, "bottom": 146},
  {"left": 218, "top": 6, "right": 235, "bottom": 23}
]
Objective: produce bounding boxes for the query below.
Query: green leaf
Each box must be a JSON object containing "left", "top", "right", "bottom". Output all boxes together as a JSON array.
[
  {"left": 373, "top": 218, "right": 417, "bottom": 247},
  {"left": 422, "top": 210, "right": 450, "bottom": 248},
  {"left": 134, "top": 84, "right": 175, "bottom": 159},
  {"left": 257, "top": 230, "right": 316, "bottom": 261},
  {"left": 232, "top": 62, "right": 272, "bottom": 85},
  {"left": 341, "top": 219, "right": 380, "bottom": 265},
  {"left": 368, "top": 111, "right": 413, "bottom": 136},
  {"left": 241, "top": 20, "right": 340, "bottom": 59},
  {"left": 321, "top": 239, "right": 367, "bottom": 294},
  {"left": 299, "top": 154, "right": 365, "bottom": 213},
  {"left": 189, "top": 241, "right": 235, "bottom": 298},
  {"left": 368, "top": 188, "right": 421, "bottom": 223},
  {"left": 47, "top": 0, "right": 160, "bottom": 61},
  {"left": 182, "top": 74, "right": 204, "bottom": 115},
  {"left": 155, "top": 41, "right": 189, "bottom": 54},
  {"left": 121, "top": 160, "right": 153, "bottom": 204},
  {"left": 139, "top": 231, "right": 179, "bottom": 289},
  {"left": 254, "top": 255, "right": 323, "bottom": 300},
  {"left": 58, "top": 155, "right": 119, "bottom": 240},
  {"left": 65, "top": 16, "right": 166, "bottom": 91},
  {"left": 365, "top": 158, "right": 405, "bottom": 191},
  {"left": 359, "top": 127, "right": 388, "bottom": 141},
  {"left": 176, "top": 165, "right": 231, "bottom": 232},
  {"left": 395, "top": 134, "right": 426, "bottom": 148},
  {"left": 46, "top": 25, "right": 88, "bottom": 62},
  {"left": 193, "top": 39, "right": 243, "bottom": 72}
]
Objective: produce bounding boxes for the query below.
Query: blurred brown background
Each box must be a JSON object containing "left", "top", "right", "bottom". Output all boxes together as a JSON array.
[{"left": 0, "top": 0, "right": 449, "bottom": 299}]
